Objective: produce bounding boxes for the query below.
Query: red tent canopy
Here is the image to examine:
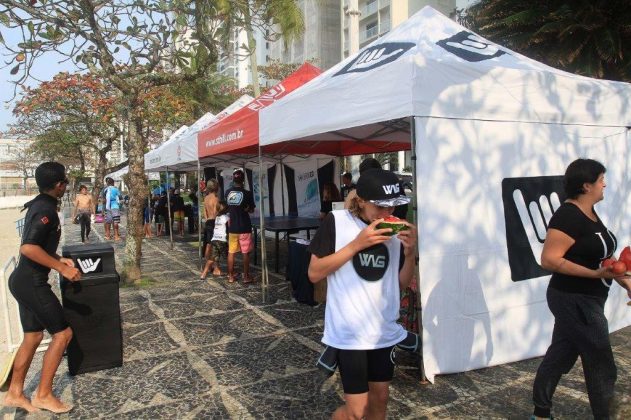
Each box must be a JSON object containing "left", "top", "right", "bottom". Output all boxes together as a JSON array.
[{"left": 198, "top": 63, "right": 322, "bottom": 158}]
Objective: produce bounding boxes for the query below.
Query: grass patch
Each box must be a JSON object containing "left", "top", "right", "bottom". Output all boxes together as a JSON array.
[{"left": 120, "top": 276, "right": 160, "bottom": 288}]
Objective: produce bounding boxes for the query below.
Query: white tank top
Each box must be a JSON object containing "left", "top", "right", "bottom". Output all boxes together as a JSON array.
[
  {"left": 322, "top": 210, "right": 406, "bottom": 349},
  {"left": 212, "top": 214, "right": 229, "bottom": 242}
]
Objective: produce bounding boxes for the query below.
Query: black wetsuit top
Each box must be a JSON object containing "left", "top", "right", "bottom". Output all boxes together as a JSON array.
[{"left": 8, "top": 193, "right": 68, "bottom": 333}]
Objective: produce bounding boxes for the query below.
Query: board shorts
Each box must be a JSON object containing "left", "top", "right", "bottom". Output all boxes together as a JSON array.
[
  {"left": 105, "top": 208, "right": 120, "bottom": 224},
  {"left": 173, "top": 210, "right": 185, "bottom": 222},
  {"left": 210, "top": 240, "right": 228, "bottom": 262},
  {"left": 228, "top": 233, "right": 253, "bottom": 254}
]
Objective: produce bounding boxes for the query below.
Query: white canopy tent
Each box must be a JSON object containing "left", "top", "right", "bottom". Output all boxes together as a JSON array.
[{"left": 260, "top": 6, "right": 631, "bottom": 382}]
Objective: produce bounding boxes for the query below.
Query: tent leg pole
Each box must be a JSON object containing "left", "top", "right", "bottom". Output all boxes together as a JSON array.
[
  {"left": 411, "top": 116, "right": 427, "bottom": 384},
  {"left": 280, "top": 157, "right": 286, "bottom": 216},
  {"left": 198, "top": 160, "right": 203, "bottom": 270},
  {"left": 166, "top": 168, "right": 174, "bottom": 250},
  {"left": 258, "top": 147, "right": 269, "bottom": 303}
]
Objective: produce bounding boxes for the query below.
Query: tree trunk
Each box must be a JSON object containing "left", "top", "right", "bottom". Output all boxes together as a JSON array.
[
  {"left": 93, "top": 149, "right": 108, "bottom": 206},
  {"left": 121, "top": 103, "right": 146, "bottom": 284},
  {"left": 244, "top": 4, "right": 261, "bottom": 97}
]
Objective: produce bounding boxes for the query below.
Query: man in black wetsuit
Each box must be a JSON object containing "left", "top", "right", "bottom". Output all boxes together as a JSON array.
[{"left": 4, "top": 162, "right": 81, "bottom": 414}]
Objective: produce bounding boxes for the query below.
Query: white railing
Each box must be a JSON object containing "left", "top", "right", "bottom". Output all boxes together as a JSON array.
[{"left": 361, "top": 1, "right": 378, "bottom": 16}]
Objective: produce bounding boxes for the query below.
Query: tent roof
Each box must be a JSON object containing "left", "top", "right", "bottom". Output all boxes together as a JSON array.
[
  {"left": 145, "top": 95, "right": 253, "bottom": 173},
  {"left": 260, "top": 6, "right": 631, "bottom": 148},
  {"left": 197, "top": 63, "right": 322, "bottom": 159},
  {"left": 145, "top": 125, "right": 189, "bottom": 171}
]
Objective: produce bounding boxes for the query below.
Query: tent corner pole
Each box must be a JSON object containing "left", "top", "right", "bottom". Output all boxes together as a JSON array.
[
  {"left": 166, "top": 167, "right": 174, "bottom": 250},
  {"left": 198, "top": 160, "right": 203, "bottom": 269},
  {"left": 258, "top": 146, "right": 269, "bottom": 303},
  {"left": 410, "top": 116, "right": 427, "bottom": 384}
]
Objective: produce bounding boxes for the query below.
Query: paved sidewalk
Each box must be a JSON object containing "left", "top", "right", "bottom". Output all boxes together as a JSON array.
[{"left": 2, "top": 217, "right": 631, "bottom": 419}]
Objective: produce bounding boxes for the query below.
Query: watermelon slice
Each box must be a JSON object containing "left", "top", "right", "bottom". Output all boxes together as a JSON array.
[{"left": 376, "top": 216, "right": 409, "bottom": 236}]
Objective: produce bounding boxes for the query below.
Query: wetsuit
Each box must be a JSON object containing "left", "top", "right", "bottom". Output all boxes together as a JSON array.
[{"left": 8, "top": 194, "right": 68, "bottom": 334}]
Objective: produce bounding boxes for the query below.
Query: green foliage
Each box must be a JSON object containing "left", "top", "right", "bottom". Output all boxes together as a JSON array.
[{"left": 460, "top": 0, "right": 631, "bottom": 81}]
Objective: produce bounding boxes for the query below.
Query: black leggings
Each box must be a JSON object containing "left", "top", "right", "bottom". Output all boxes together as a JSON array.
[
  {"left": 533, "top": 287, "right": 616, "bottom": 419},
  {"left": 79, "top": 212, "right": 91, "bottom": 241}
]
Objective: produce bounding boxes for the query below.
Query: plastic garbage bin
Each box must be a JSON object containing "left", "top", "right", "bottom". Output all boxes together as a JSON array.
[{"left": 60, "top": 243, "right": 122, "bottom": 375}]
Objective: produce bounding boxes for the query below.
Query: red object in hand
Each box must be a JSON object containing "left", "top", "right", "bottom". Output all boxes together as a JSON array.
[
  {"left": 612, "top": 261, "right": 627, "bottom": 275},
  {"left": 619, "top": 246, "right": 631, "bottom": 268},
  {"left": 602, "top": 258, "right": 616, "bottom": 268}
]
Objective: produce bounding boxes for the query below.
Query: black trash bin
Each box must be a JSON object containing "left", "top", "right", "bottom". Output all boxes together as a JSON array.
[{"left": 60, "top": 243, "right": 122, "bottom": 375}]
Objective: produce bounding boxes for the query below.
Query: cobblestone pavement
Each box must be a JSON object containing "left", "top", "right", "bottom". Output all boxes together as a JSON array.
[{"left": 2, "top": 217, "right": 631, "bottom": 419}]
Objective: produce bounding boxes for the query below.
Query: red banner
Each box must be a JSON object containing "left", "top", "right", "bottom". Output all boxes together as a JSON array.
[{"left": 198, "top": 63, "right": 321, "bottom": 158}]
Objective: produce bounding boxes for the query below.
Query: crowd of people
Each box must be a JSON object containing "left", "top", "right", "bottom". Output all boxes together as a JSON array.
[{"left": 4, "top": 157, "right": 631, "bottom": 419}]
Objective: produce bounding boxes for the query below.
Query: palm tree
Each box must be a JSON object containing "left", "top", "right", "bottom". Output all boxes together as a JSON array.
[
  {"left": 217, "top": 0, "right": 305, "bottom": 96},
  {"left": 460, "top": 0, "right": 631, "bottom": 82}
]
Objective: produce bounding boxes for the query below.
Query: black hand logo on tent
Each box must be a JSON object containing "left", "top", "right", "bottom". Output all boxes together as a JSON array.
[
  {"left": 501, "top": 176, "right": 565, "bottom": 281},
  {"left": 437, "top": 31, "right": 507, "bottom": 62},
  {"left": 333, "top": 42, "right": 415, "bottom": 76}
]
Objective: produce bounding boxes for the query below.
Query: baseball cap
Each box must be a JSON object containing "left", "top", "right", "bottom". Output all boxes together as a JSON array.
[
  {"left": 233, "top": 169, "right": 244, "bottom": 182},
  {"left": 356, "top": 169, "right": 411, "bottom": 207}
]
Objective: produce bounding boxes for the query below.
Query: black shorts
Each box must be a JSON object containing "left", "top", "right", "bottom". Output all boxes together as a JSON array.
[
  {"left": 8, "top": 270, "right": 68, "bottom": 334},
  {"left": 337, "top": 346, "right": 396, "bottom": 394},
  {"left": 203, "top": 219, "right": 215, "bottom": 248}
]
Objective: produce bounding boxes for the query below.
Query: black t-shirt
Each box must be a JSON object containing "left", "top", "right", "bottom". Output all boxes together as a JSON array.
[
  {"left": 548, "top": 202, "right": 617, "bottom": 298},
  {"left": 225, "top": 186, "right": 255, "bottom": 234},
  {"left": 308, "top": 212, "right": 405, "bottom": 272},
  {"left": 340, "top": 184, "right": 355, "bottom": 200},
  {"left": 18, "top": 194, "right": 61, "bottom": 274},
  {"left": 171, "top": 195, "right": 185, "bottom": 212},
  {"left": 320, "top": 200, "right": 333, "bottom": 215}
]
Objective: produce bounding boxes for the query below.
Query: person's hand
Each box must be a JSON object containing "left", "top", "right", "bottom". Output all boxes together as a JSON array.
[
  {"left": 397, "top": 221, "right": 417, "bottom": 257},
  {"left": 613, "top": 275, "right": 631, "bottom": 299},
  {"left": 595, "top": 266, "right": 631, "bottom": 280},
  {"left": 350, "top": 219, "right": 392, "bottom": 253},
  {"left": 59, "top": 259, "right": 81, "bottom": 282}
]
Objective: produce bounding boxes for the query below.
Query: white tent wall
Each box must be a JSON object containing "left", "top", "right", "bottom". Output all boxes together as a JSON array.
[
  {"left": 213, "top": 155, "right": 340, "bottom": 220},
  {"left": 415, "top": 116, "right": 631, "bottom": 382}
]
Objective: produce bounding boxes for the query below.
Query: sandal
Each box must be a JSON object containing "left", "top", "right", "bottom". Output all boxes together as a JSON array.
[{"left": 243, "top": 276, "right": 256, "bottom": 284}]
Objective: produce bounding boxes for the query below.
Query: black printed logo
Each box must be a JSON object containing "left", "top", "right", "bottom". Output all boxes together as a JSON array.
[
  {"left": 333, "top": 42, "right": 415, "bottom": 76},
  {"left": 437, "top": 31, "right": 507, "bottom": 62},
  {"left": 502, "top": 176, "right": 565, "bottom": 281},
  {"left": 353, "top": 244, "right": 389, "bottom": 281}
]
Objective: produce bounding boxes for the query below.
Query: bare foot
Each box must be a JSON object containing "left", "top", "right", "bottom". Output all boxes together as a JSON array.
[
  {"left": 212, "top": 268, "right": 221, "bottom": 276},
  {"left": 32, "top": 394, "right": 73, "bottom": 414},
  {"left": 4, "top": 393, "right": 40, "bottom": 413},
  {"left": 114, "top": 236, "right": 121, "bottom": 241},
  {"left": 200, "top": 270, "right": 208, "bottom": 280}
]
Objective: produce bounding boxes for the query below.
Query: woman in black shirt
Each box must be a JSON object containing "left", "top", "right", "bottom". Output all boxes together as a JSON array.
[{"left": 532, "top": 158, "right": 631, "bottom": 420}]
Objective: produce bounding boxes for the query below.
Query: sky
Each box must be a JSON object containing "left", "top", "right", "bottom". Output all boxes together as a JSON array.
[{"left": 0, "top": 0, "right": 477, "bottom": 134}]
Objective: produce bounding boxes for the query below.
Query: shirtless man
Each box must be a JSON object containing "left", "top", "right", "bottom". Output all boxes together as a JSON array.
[
  {"left": 200, "top": 179, "right": 219, "bottom": 278},
  {"left": 72, "top": 185, "right": 94, "bottom": 243}
]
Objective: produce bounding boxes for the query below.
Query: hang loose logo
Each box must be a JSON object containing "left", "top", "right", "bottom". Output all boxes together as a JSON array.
[
  {"left": 77, "top": 257, "right": 102, "bottom": 274},
  {"left": 501, "top": 176, "right": 565, "bottom": 281}
]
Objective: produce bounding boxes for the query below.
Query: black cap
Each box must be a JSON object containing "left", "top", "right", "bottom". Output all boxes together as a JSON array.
[
  {"left": 233, "top": 169, "right": 244, "bottom": 183},
  {"left": 356, "top": 169, "right": 411, "bottom": 207},
  {"left": 35, "top": 162, "right": 66, "bottom": 190}
]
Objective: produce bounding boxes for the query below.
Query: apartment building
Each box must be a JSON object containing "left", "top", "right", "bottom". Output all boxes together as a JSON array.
[
  {"left": 267, "top": 0, "right": 341, "bottom": 72},
  {"left": 217, "top": 26, "right": 269, "bottom": 89},
  {"left": 342, "top": 0, "right": 457, "bottom": 57}
]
